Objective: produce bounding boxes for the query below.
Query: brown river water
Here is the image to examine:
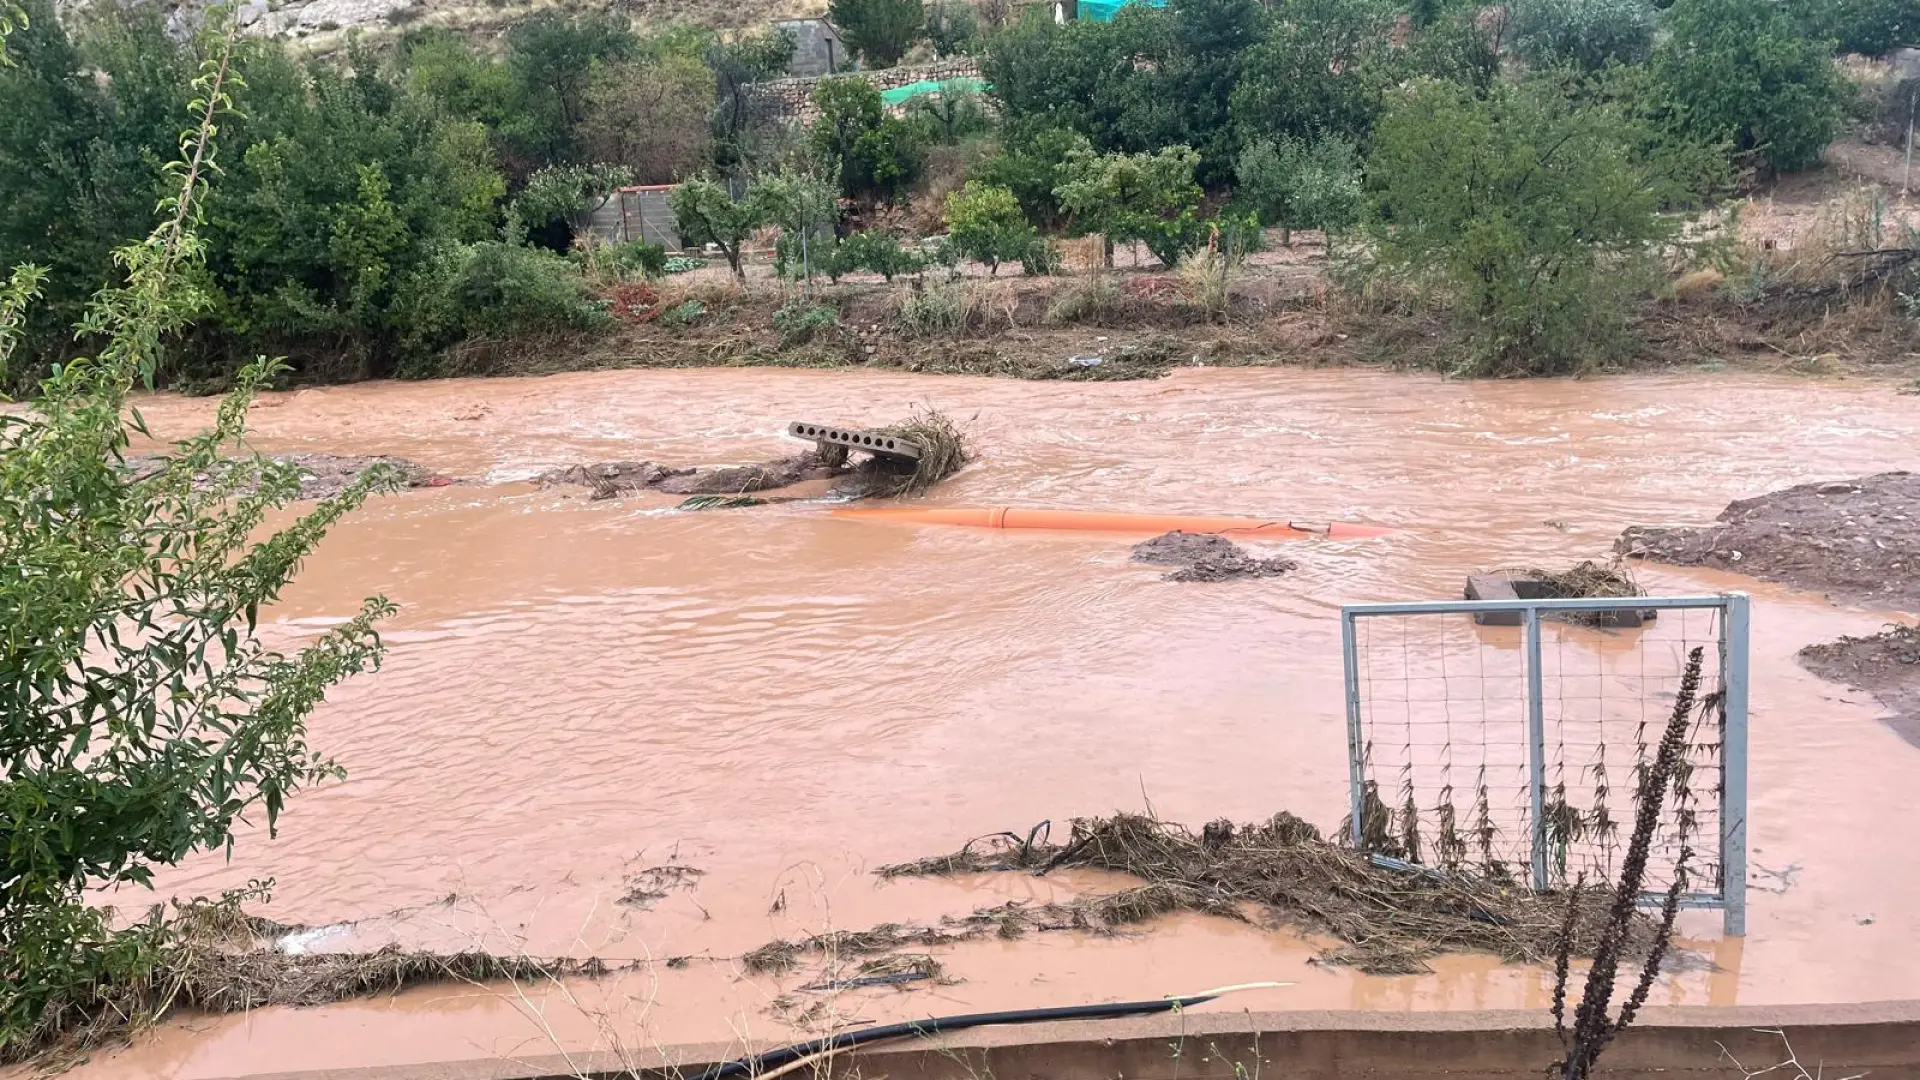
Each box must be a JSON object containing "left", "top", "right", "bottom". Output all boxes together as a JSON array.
[{"left": 59, "top": 367, "right": 1920, "bottom": 1078}]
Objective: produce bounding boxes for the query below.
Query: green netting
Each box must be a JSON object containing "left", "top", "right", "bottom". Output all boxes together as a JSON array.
[
  {"left": 1077, "top": 0, "right": 1166, "bottom": 21},
  {"left": 879, "top": 76, "right": 987, "bottom": 107}
]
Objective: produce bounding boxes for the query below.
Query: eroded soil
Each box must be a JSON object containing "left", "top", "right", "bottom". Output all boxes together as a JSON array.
[
  {"left": 1130, "top": 530, "right": 1297, "bottom": 582},
  {"left": 1800, "top": 625, "right": 1920, "bottom": 748}
]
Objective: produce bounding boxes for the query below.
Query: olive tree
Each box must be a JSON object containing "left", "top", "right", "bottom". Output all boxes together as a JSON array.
[
  {"left": 2, "top": 36, "right": 394, "bottom": 1047},
  {"left": 1361, "top": 77, "right": 1699, "bottom": 375}
]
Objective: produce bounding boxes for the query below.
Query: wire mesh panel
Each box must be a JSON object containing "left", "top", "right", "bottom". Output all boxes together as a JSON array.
[{"left": 1340, "top": 595, "right": 1749, "bottom": 935}]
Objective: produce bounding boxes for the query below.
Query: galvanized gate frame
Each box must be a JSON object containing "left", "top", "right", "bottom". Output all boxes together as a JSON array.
[{"left": 1339, "top": 593, "right": 1750, "bottom": 936}]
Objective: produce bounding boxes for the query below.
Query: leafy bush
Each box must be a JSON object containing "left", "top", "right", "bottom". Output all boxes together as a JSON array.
[
  {"left": 660, "top": 298, "right": 706, "bottom": 326},
  {"left": 1788, "top": 0, "right": 1920, "bottom": 57},
  {"left": 513, "top": 162, "right": 634, "bottom": 236},
  {"left": 597, "top": 239, "right": 668, "bottom": 277},
  {"left": 944, "top": 181, "right": 1035, "bottom": 275},
  {"left": 396, "top": 241, "right": 609, "bottom": 369},
  {"left": 1649, "top": 0, "right": 1850, "bottom": 174},
  {"left": 1234, "top": 134, "right": 1362, "bottom": 245},
  {"left": 925, "top": 0, "right": 978, "bottom": 56},
  {"left": 828, "top": 0, "right": 925, "bottom": 67},
  {"left": 810, "top": 77, "right": 925, "bottom": 203},
  {"left": 668, "top": 177, "right": 769, "bottom": 279},
  {"left": 1, "top": 41, "right": 392, "bottom": 1050},
  {"left": 1054, "top": 145, "right": 1205, "bottom": 269},
  {"left": 972, "top": 125, "right": 1092, "bottom": 229},
  {"left": 773, "top": 300, "right": 842, "bottom": 346},
  {"left": 1509, "top": 0, "right": 1657, "bottom": 71},
  {"left": 1361, "top": 77, "right": 1701, "bottom": 375},
  {"left": 833, "top": 230, "right": 925, "bottom": 280},
  {"left": 896, "top": 280, "right": 966, "bottom": 335},
  {"left": 662, "top": 256, "right": 706, "bottom": 273}
]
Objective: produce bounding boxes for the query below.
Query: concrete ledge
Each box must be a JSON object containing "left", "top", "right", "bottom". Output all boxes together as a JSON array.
[{"left": 215, "top": 1000, "right": 1920, "bottom": 1080}]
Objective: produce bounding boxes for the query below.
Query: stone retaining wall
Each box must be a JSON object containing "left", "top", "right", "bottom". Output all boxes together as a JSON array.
[{"left": 751, "top": 58, "right": 983, "bottom": 124}]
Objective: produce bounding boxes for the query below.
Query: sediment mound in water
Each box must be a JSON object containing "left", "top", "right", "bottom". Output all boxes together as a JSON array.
[
  {"left": 1617, "top": 472, "right": 1920, "bottom": 611},
  {"left": 1131, "top": 530, "right": 1296, "bottom": 582},
  {"left": 130, "top": 453, "right": 452, "bottom": 500},
  {"left": 740, "top": 812, "right": 1657, "bottom": 978},
  {"left": 1800, "top": 625, "right": 1920, "bottom": 747}
]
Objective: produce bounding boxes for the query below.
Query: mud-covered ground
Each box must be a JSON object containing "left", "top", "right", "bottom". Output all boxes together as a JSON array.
[
  {"left": 1130, "top": 531, "right": 1296, "bottom": 582},
  {"left": 1617, "top": 472, "right": 1920, "bottom": 611},
  {"left": 1800, "top": 626, "right": 1920, "bottom": 748}
]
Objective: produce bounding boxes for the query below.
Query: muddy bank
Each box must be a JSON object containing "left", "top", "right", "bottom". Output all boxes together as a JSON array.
[
  {"left": 1800, "top": 625, "right": 1920, "bottom": 748},
  {"left": 1131, "top": 531, "right": 1296, "bottom": 582},
  {"left": 1617, "top": 472, "right": 1920, "bottom": 610}
]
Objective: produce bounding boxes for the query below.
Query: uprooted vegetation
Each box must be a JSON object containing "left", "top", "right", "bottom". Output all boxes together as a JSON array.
[
  {"left": 536, "top": 409, "right": 970, "bottom": 502},
  {"left": 742, "top": 811, "right": 1661, "bottom": 979},
  {"left": 7, "top": 893, "right": 619, "bottom": 1070},
  {"left": 1617, "top": 472, "right": 1920, "bottom": 610},
  {"left": 1130, "top": 531, "right": 1297, "bottom": 582},
  {"left": 1799, "top": 624, "right": 1920, "bottom": 748}
]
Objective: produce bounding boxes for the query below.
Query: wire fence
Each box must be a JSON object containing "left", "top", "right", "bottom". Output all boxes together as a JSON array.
[{"left": 1341, "top": 595, "right": 1748, "bottom": 935}]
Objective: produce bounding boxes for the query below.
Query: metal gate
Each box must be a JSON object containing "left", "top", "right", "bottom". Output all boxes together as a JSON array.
[{"left": 1340, "top": 594, "right": 1749, "bottom": 935}]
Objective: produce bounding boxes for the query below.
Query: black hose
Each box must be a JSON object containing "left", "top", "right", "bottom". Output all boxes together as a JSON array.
[{"left": 690, "top": 992, "right": 1221, "bottom": 1080}]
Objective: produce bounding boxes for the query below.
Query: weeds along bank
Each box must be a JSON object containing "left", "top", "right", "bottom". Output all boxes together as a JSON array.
[{"left": 7, "top": 0, "right": 1920, "bottom": 393}]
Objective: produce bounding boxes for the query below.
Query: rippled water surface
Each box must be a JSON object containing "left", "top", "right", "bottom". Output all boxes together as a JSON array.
[{"left": 68, "top": 368, "right": 1920, "bottom": 1078}]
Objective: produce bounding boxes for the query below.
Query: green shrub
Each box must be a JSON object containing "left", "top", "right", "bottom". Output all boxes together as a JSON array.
[
  {"left": 972, "top": 126, "right": 1092, "bottom": 229},
  {"left": 396, "top": 241, "right": 609, "bottom": 370},
  {"left": 1789, "top": 0, "right": 1920, "bottom": 57},
  {"left": 829, "top": 0, "right": 925, "bottom": 67},
  {"left": 1054, "top": 145, "right": 1205, "bottom": 269},
  {"left": 925, "top": 0, "right": 978, "bottom": 56},
  {"left": 1649, "top": 0, "right": 1850, "bottom": 174},
  {"left": 1020, "top": 235, "right": 1063, "bottom": 276},
  {"left": 660, "top": 298, "right": 706, "bottom": 326},
  {"left": 1509, "top": 0, "right": 1657, "bottom": 71},
  {"left": 896, "top": 280, "right": 965, "bottom": 335},
  {"left": 944, "top": 181, "right": 1035, "bottom": 275},
  {"left": 662, "top": 256, "right": 706, "bottom": 273},
  {"left": 810, "top": 77, "right": 925, "bottom": 203},
  {"left": 1361, "top": 77, "right": 1700, "bottom": 375},
  {"left": 1234, "top": 134, "right": 1362, "bottom": 245},
  {"left": 833, "top": 230, "right": 925, "bottom": 280},
  {"left": 600, "top": 239, "right": 667, "bottom": 277},
  {"left": 773, "top": 300, "right": 843, "bottom": 346},
  {"left": 512, "top": 162, "right": 634, "bottom": 236}
]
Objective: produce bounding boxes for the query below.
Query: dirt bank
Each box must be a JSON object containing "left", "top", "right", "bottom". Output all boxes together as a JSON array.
[
  {"left": 1617, "top": 472, "right": 1920, "bottom": 611},
  {"left": 1800, "top": 625, "right": 1920, "bottom": 748},
  {"left": 1130, "top": 531, "right": 1296, "bottom": 582}
]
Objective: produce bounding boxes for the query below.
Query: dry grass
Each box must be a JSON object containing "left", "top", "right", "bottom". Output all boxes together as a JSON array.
[
  {"left": 9, "top": 896, "right": 620, "bottom": 1070},
  {"left": 842, "top": 407, "right": 971, "bottom": 497},
  {"left": 854, "top": 810, "right": 1660, "bottom": 976}
]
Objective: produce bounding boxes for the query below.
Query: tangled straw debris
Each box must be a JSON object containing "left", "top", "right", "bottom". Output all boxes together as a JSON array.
[
  {"left": 740, "top": 812, "right": 1663, "bottom": 979},
  {"left": 11, "top": 897, "right": 621, "bottom": 1070},
  {"left": 840, "top": 408, "right": 972, "bottom": 498}
]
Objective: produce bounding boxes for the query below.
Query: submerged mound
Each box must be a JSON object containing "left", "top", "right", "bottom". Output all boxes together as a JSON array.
[
  {"left": 837, "top": 812, "right": 1655, "bottom": 976},
  {"left": 1131, "top": 530, "right": 1296, "bottom": 582},
  {"left": 130, "top": 453, "right": 451, "bottom": 500},
  {"left": 1617, "top": 472, "right": 1920, "bottom": 611},
  {"left": 1799, "top": 624, "right": 1920, "bottom": 748}
]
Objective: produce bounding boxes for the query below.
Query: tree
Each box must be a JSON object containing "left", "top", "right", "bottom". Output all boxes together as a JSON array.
[
  {"left": 1234, "top": 134, "right": 1362, "bottom": 246},
  {"left": 944, "top": 181, "right": 1035, "bottom": 275},
  {"left": 1227, "top": 0, "right": 1404, "bottom": 148},
  {"left": 579, "top": 53, "right": 715, "bottom": 185},
  {"left": 1165, "top": 0, "right": 1263, "bottom": 182},
  {"left": 809, "top": 77, "right": 924, "bottom": 203},
  {"left": 1788, "top": 0, "right": 1920, "bottom": 57},
  {"left": 829, "top": 0, "right": 926, "bottom": 67},
  {"left": 1649, "top": 0, "right": 1849, "bottom": 174},
  {"left": 1054, "top": 145, "right": 1205, "bottom": 268},
  {"left": 974, "top": 125, "right": 1093, "bottom": 228},
  {"left": 753, "top": 170, "right": 841, "bottom": 280},
  {"left": 669, "top": 177, "right": 768, "bottom": 279},
  {"left": 501, "top": 11, "right": 637, "bottom": 165},
  {"left": 511, "top": 162, "right": 635, "bottom": 238},
  {"left": 924, "top": 0, "right": 978, "bottom": 57},
  {"left": 1509, "top": 0, "right": 1657, "bottom": 71},
  {"left": 705, "top": 29, "right": 796, "bottom": 177},
  {"left": 1361, "top": 78, "right": 1699, "bottom": 375},
  {"left": 1, "top": 32, "right": 393, "bottom": 1046}
]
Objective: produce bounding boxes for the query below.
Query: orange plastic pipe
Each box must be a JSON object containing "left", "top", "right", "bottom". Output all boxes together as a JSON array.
[{"left": 829, "top": 506, "right": 1392, "bottom": 539}]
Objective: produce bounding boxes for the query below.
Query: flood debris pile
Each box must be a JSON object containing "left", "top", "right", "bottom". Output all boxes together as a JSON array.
[
  {"left": 1470, "top": 560, "right": 1650, "bottom": 626},
  {"left": 1799, "top": 624, "right": 1920, "bottom": 748},
  {"left": 1131, "top": 530, "right": 1296, "bottom": 582},
  {"left": 839, "top": 409, "right": 971, "bottom": 498},
  {"left": 1617, "top": 472, "right": 1920, "bottom": 610},
  {"left": 744, "top": 812, "right": 1654, "bottom": 979},
  {"left": 537, "top": 409, "right": 971, "bottom": 502},
  {"left": 10, "top": 898, "right": 616, "bottom": 1069},
  {"left": 129, "top": 453, "right": 451, "bottom": 500}
]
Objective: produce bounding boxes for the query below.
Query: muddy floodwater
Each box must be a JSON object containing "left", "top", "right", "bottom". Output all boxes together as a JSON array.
[{"left": 69, "top": 368, "right": 1920, "bottom": 1079}]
